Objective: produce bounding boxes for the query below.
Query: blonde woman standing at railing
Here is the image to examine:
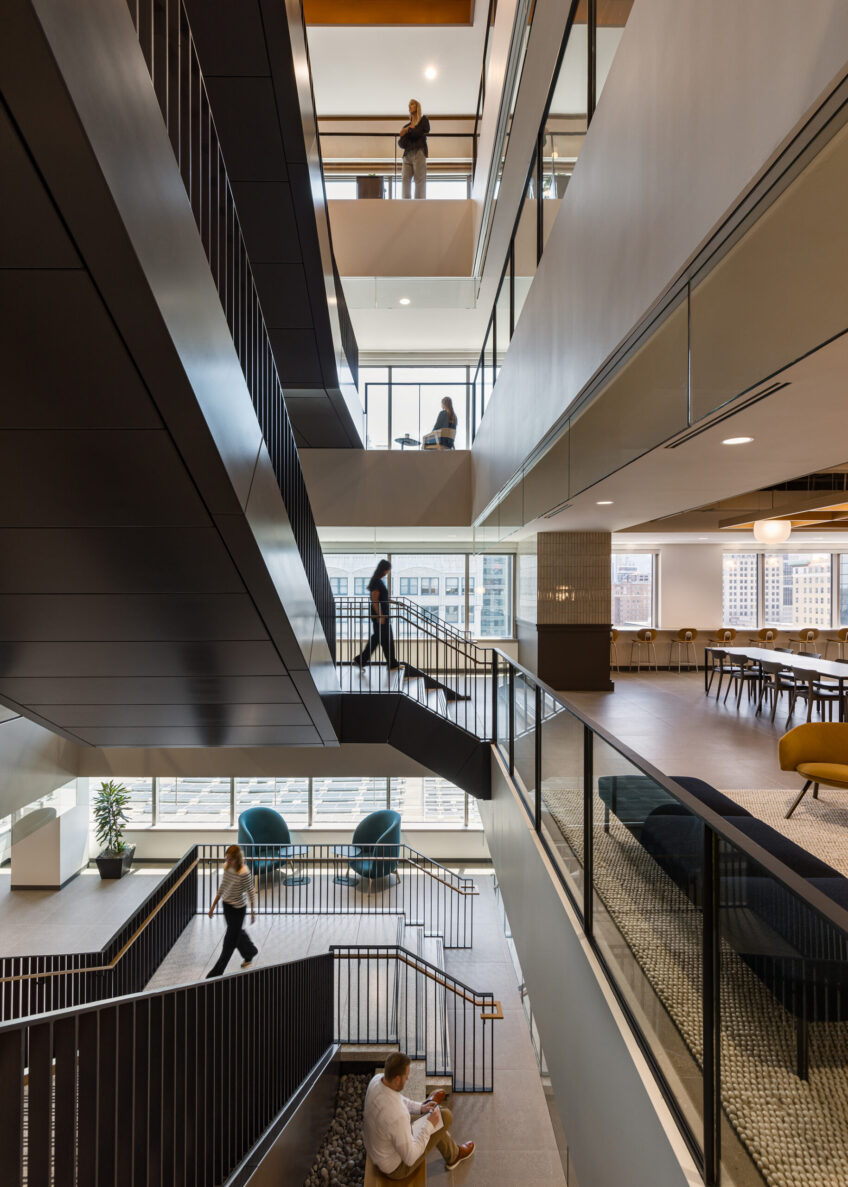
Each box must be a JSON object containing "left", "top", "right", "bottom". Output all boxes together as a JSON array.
[
  {"left": 206, "top": 844, "right": 258, "bottom": 977},
  {"left": 399, "top": 99, "right": 430, "bottom": 198}
]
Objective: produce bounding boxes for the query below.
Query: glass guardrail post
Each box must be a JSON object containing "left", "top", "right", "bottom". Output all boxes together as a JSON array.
[
  {"left": 582, "top": 724, "right": 594, "bottom": 935},
  {"left": 702, "top": 824, "right": 720, "bottom": 1185}
]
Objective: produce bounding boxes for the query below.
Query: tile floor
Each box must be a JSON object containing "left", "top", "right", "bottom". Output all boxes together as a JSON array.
[{"left": 565, "top": 669, "right": 802, "bottom": 790}]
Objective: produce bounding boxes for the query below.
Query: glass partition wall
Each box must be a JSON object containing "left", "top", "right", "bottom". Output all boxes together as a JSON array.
[{"left": 360, "top": 366, "right": 471, "bottom": 450}]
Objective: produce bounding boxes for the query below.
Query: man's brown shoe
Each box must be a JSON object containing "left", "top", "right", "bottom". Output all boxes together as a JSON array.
[
  {"left": 424, "top": 1089, "right": 448, "bottom": 1106},
  {"left": 445, "top": 1141, "right": 474, "bottom": 1170}
]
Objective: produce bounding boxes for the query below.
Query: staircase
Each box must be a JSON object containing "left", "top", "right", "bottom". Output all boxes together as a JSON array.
[{"left": 331, "top": 598, "right": 499, "bottom": 799}]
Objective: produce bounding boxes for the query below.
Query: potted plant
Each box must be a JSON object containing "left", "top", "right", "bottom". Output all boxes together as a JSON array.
[{"left": 93, "top": 780, "right": 135, "bottom": 879}]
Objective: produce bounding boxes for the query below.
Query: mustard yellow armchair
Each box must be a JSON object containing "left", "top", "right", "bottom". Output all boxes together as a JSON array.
[{"left": 779, "top": 723, "right": 848, "bottom": 818}]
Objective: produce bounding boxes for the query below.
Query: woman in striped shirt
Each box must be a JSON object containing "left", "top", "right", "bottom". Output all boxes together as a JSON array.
[{"left": 206, "top": 844, "right": 259, "bottom": 977}]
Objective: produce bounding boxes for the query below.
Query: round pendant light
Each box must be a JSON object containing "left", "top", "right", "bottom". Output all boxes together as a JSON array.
[{"left": 753, "top": 519, "right": 791, "bottom": 544}]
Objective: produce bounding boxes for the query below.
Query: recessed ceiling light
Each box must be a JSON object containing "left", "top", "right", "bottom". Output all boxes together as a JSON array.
[
  {"left": 424, "top": 65, "right": 437, "bottom": 80},
  {"left": 596, "top": 500, "right": 613, "bottom": 505},
  {"left": 722, "top": 436, "right": 754, "bottom": 445},
  {"left": 399, "top": 297, "right": 410, "bottom": 305}
]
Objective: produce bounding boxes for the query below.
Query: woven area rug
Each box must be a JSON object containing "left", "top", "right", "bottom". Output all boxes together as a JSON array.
[{"left": 542, "top": 782, "right": 848, "bottom": 1187}]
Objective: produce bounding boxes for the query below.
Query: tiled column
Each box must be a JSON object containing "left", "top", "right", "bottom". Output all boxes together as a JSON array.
[{"left": 534, "top": 531, "right": 613, "bottom": 690}]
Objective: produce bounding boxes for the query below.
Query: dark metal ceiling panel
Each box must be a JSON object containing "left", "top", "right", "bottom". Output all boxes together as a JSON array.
[
  {"left": 0, "top": 594, "right": 268, "bottom": 641},
  {"left": 0, "top": 675, "right": 301, "bottom": 705}
]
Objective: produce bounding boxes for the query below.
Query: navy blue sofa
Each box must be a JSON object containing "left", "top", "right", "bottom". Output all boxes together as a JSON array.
[{"left": 599, "top": 774, "right": 848, "bottom": 1079}]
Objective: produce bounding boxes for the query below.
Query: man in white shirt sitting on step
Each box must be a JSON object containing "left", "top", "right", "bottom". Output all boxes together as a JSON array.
[{"left": 363, "top": 1052, "right": 475, "bottom": 1179}]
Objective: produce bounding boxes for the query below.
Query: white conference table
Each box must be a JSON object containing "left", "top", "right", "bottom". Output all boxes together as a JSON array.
[{"left": 704, "top": 645, "right": 848, "bottom": 720}]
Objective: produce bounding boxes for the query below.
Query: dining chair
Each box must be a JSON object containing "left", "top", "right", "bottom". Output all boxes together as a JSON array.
[
  {"left": 629, "top": 628, "right": 658, "bottom": 670},
  {"left": 825, "top": 628, "right": 848, "bottom": 660},
  {"left": 707, "top": 650, "right": 743, "bottom": 700},
  {"left": 785, "top": 664, "right": 843, "bottom": 725},
  {"left": 668, "top": 629, "right": 698, "bottom": 671},
  {"left": 725, "top": 656, "right": 762, "bottom": 709},
  {"left": 756, "top": 660, "right": 796, "bottom": 723}
]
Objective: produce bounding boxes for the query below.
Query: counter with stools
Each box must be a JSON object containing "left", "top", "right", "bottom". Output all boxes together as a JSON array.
[
  {"left": 668, "top": 628, "right": 698, "bottom": 671},
  {"left": 629, "top": 628, "right": 658, "bottom": 670},
  {"left": 748, "top": 628, "right": 776, "bottom": 648},
  {"left": 826, "top": 628, "right": 848, "bottom": 660},
  {"left": 788, "top": 627, "right": 820, "bottom": 655}
]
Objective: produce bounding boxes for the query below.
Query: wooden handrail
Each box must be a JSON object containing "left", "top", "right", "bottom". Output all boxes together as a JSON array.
[
  {"left": 0, "top": 858, "right": 198, "bottom": 985},
  {"left": 405, "top": 859, "right": 479, "bottom": 895},
  {"left": 332, "top": 949, "right": 502, "bottom": 1020}
]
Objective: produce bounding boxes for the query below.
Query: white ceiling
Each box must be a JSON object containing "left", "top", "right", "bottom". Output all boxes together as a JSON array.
[{"left": 306, "top": 16, "right": 489, "bottom": 116}]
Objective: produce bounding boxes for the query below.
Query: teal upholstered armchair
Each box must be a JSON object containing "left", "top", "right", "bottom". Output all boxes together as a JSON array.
[
  {"left": 238, "top": 806, "right": 309, "bottom": 885},
  {"left": 335, "top": 809, "right": 402, "bottom": 889}
]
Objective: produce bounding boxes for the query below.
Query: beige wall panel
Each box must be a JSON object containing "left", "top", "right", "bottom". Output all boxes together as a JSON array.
[
  {"left": 0, "top": 716, "right": 80, "bottom": 820},
  {"left": 568, "top": 301, "right": 688, "bottom": 496},
  {"left": 522, "top": 428, "right": 570, "bottom": 522},
  {"left": 690, "top": 121, "right": 848, "bottom": 421},
  {"left": 472, "top": 0, "right": 848, "bottom": 520},
  {"left": 328, "top": 200, "right": 474, "bottom": 277},
  {"left": 77, "top": 744, "right": 433, "bottom": 779},
  {"left": 300, "top": 448, "right": 471, "bottom": 526}
]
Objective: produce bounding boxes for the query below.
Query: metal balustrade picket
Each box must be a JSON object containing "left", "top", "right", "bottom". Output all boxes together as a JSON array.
[
  {"left": 198, "top": 842, "right": 477, "bottom": 948},
  {"left": 0, "top": 953, "right": 334, "bottom": 1187}
]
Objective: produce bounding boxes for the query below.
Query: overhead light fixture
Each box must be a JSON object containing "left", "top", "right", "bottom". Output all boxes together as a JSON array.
[
  {"left": 424, "top": 65, "right": 437, "bottom": 80},
  {"left": 722, "top": 436, "right": 754, "bottom": 445},
  {"left": 753, "top": 519, "right": 791, "bottom": 544},
  {"left": 399, "top": 297, "right": 410, "bottom": 305},
  {"left": 596, "top": 500, "right": 613, "bottom": 505}
]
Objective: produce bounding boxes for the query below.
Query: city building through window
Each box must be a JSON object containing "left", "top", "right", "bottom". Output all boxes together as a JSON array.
[{"left": 611, "top": 554, "right": 655, "bottom": 628}]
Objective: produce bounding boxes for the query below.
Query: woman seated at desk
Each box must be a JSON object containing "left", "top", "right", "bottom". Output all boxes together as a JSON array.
[{"left": 422, "top": 396, "right": 457, "bottom": 450}]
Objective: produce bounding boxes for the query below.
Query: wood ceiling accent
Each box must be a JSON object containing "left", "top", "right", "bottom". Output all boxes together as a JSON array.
[
  {"left": 303, "top": 0, "right": 474, "bottom": 25},
  {"left": 720, "top": 496, "right": 848, "bottom": 532},
  {"left": 574, "top": 0, "right": 635, "bottom": 27}
]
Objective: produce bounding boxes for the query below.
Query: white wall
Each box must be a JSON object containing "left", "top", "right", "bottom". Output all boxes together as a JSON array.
[{"left": 656, "top": 543, "right": 723, "bottom": 629}]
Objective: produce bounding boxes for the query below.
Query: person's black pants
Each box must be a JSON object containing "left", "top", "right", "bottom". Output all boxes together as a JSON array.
[
  {"left": 356, "top": 620, "right": 396, "bottom": 666},
  {"left": 209, "top": 903, "right": 258, "bottom": 975}
]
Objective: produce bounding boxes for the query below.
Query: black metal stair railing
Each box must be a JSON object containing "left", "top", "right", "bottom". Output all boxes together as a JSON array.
[
  {"left": 124, "top": 0, "right": 336, "bottom": 652},
  {"left": 331, "top": 944, "right": 500, "bottom": 1092},
  {"left": 335, "top": 596, "right": 499, "bottom": 739},
  {"left": 0, "top": 953, "right": 334, "bottom": 1187},
  {"left": 198, "top": 841, "right": 478, "bottom": 948}
]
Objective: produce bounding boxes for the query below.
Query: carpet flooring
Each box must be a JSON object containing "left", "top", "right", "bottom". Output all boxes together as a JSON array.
[{"left": 542, "top": 782, "right": 848, "bottom": 1187}]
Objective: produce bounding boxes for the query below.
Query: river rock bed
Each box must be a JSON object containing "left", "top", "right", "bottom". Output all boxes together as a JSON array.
[{"left": 304, "top": 1073, "right": 370, "bottom": 1187}]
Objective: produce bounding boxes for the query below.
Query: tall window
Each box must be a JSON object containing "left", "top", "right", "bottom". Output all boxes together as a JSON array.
[
  {"left": 391, "top": 554, "right": 467, "bottom": 626},
  {"left": 311, "top": 777, "right": 387, "bottom": 824},
  {"left": 469, "top": 554, "right": 513, "bottom": 638},
  {"left": 121, "top": 777, "right": 154, "bottom": 825},
  {"left": 764, "top": 553, "right": 831, "bottom": 628},
  {"left": 390, "top": 776, "right": 479, "bottom": 825},
  {"left": 722, "top": 553, "right": 759, "bottom": 629},
  {"left": 329, "top": 577, "right": 348, "bottom": 596},
  {"left": 235, "top": 778, "right": 309, "bottom": 825},
  {"left": 157, "top": 777, "right": 231, "bottom": 825},
  {"left": 611, "top": 554, "right": 654, "bottom": 628},
  {"left": 360, "top": 366, "right": 469, "bottom": 451}
]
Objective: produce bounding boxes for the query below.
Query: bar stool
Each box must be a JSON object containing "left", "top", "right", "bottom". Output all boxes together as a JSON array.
[
  {"left": 825, "top": 628, "right": 848, "bottom": 660},
  {"left": 748, "top": 628, "right": 776, "bottom": 648},
  {"left": 788, "top": 628, "right": 819, "bottom": 654},
  {"left": 629, "top": 628, "right": 658, "bottom": 670},
  {"left": 708, "top": 628, "right": 737, "bottom": 645},
  {"left": 610, "top": 629, "right": 620, "bottom": 671},
  {"left": 668, "top": 629, "right": 698, "bottom": 671}
]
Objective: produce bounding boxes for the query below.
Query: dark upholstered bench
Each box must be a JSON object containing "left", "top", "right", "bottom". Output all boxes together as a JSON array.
[{"left": 604, "top": 773, "right": 848, "bottom": 1079}]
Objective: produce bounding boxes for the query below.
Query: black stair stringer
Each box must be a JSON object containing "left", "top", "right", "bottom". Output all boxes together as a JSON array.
[{"left": 328, "top": 693, "right": 491, "bottom": 800}]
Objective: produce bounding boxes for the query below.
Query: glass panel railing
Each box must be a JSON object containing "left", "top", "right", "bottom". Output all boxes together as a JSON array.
[
  {"left": 539, "top": 697, "right": 585, "bottom": 911},
  {"left": 494, "top": 647, "right": 848, "bottom": 1186},
  {"left": 591, "top": 735, "right": 706, "bottom": 1160}
]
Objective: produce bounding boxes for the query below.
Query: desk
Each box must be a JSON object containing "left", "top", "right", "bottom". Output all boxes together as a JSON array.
[{"left": 705, "top": 646, "right": 848, "bottom": 721}]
